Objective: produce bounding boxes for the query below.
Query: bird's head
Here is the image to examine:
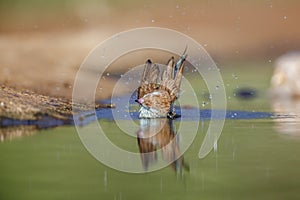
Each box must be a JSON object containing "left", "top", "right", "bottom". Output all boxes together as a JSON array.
[{"left": 136, "top": 90, "right": 171, "bottom": 117}]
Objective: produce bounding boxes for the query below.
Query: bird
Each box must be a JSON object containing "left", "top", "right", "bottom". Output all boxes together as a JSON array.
[{"left": 136, "top": 50, "right": 187, "bottom": 118}]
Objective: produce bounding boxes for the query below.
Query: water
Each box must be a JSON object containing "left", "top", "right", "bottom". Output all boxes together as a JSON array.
[{"left": 1, "top": 118, "right": 300, "bottom": 199}]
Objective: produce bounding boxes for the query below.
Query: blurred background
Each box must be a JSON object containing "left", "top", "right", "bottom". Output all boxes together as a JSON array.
[
  {"left": 1, "top": 0, "right": 300, "bottom": 99},
  {"left": 2, "top": 1, "right": 300, "bottom": 200}
]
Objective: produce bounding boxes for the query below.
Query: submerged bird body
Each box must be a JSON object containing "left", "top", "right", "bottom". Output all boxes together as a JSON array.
[{"left": 136, "top": 53, "right": 186, "bottom": 118}]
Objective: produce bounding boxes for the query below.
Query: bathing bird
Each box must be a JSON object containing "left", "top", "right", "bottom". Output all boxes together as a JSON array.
[{"left": 136, "top": 50, "right": 187, "bottom": 118}]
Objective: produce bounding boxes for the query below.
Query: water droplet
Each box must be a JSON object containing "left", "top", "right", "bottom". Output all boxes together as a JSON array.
[
  {"left": 106, "top": 73, "right": 110, "bottom": 76},
  {"left": 213, "top": 141, "right": 218, "bottom": 152},
  {"left": 101, "top": 48, "right": 106, "bottom": 58},
  {"left": 232, "top": 74, "right": 238, "bottom": 79},
  {"left": 104, "top": 170, "right": 107, "bottom": 189},
  {"left": 160, "top": 176, "right": 163, "bottom": 192}
]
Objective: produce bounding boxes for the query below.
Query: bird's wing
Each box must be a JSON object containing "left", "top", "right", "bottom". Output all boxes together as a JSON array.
[
  {"left": 160, "top": 53, "right": 186, "bottom": 102},
  {"left": 138, "top": 59, "right": 160, "bottom": 99},
  {"left": 138, "top": 51, "right": 186, "bottom": 101},
  {"left": 160, "top": 57, "right": 177, "bottom": 101},
  {"left": 173, "top": 58, "right": 185, "bottom": 96}
]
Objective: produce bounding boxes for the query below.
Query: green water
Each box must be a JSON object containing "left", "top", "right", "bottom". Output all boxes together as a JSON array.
[
  {"left": 1, "top": 62, "right": 300, "bottom": 199},
  {"left": 1, "top": 120, "right": 300, "bottom": 200}
]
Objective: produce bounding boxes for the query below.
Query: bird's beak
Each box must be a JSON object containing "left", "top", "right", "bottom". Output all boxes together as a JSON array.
[{"left": 135, "top": 98, "right": 144, "bottom": 104}]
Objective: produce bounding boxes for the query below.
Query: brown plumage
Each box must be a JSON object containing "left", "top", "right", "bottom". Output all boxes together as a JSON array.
[{"left": 136, "top": 54, "right": 186, "bottom": 118}]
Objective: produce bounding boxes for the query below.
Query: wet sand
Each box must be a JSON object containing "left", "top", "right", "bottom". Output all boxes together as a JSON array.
[{"left": 0, "top": 85, "right": 114, "bottom": 121}]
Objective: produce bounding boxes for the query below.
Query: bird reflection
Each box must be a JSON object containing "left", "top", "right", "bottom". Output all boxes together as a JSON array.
[
  {"left": 136, "top": 118, "right": 189, "bottom": 172},
  {"left": 0, "top": 125, "right": 38, "bottom": 142}
]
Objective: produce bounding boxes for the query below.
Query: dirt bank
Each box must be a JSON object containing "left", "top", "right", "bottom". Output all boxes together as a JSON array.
[{"left": 0, "top": 85, "right": 113, "bottom": 121}]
